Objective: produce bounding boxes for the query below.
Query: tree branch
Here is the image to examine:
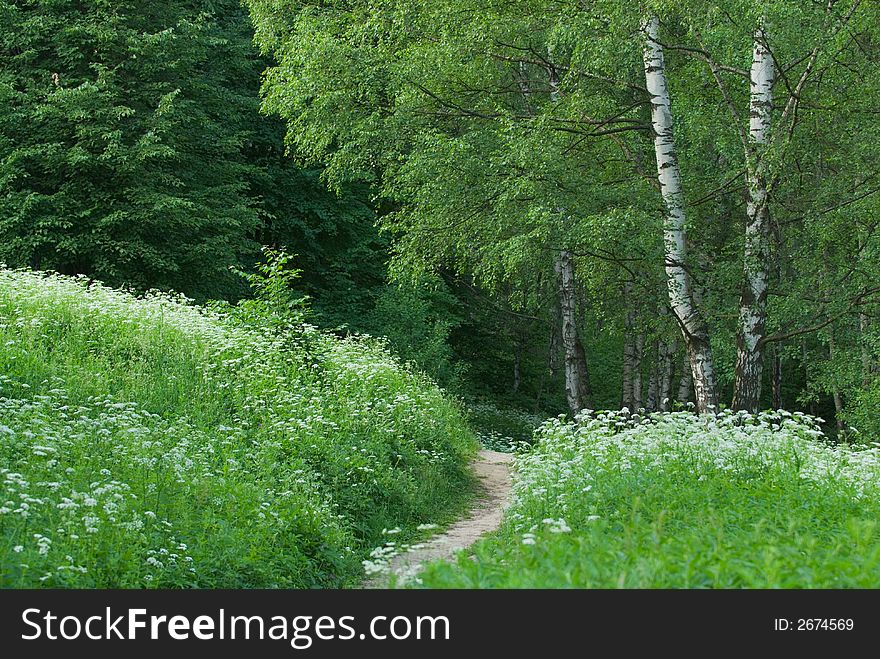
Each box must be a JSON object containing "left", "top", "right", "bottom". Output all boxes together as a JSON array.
[{"left": 761, "top": 285, "right": 880, "bottom": 346}]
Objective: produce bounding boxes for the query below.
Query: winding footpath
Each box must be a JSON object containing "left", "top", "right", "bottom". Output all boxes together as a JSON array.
[{"left": 365, "top": 449, "right": 514, "bottom": 588}]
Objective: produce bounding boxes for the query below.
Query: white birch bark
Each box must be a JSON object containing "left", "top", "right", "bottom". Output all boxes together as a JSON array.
[
  {"left": 548, "top": 62, "right": 590, "bottom": 416},
  {"left": 733, "top": 26, "right": 775, "bottom": 412},
  {"left": 557, "top": 250, "right": 584, "bottom": 415},
  {"left": 646, "top": 340, "right": 660, "bottom": 411},
  {"left": 643, "top": 15, "right": 719, "bottom": 413},
  {"left": 658, "top": 337, "right": 677, "bottom": 412},
  {"left": 622, "top": 332, "right": 634, "bottom": 409}
]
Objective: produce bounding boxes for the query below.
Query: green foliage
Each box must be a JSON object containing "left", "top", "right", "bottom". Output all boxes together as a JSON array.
[
  {"left": 0, "top": 0, "right": 877, "bottom": 591},
  {"left": 247, "top": 0, "right": 880, "bottom": 426},
  {"left": 362, "top": 276, "right": 466, "bottom": 392},
  {"left": 0, "top": 269, "right": 476, "bottom": 587},
  {"left": 253, "top": 166, "right": 388, "bottom": 328},
  {"left": 0, "top": 0, "right": 264, "bottom": 299},
  {"left": 467, "top": 401, "right": 542, "bottom": 452},
  {"left": 232, "top": 247, "right": 311, "bottom": 324},
  {"left": 418, "top": 410, "right": 880, "bottom": 588},
  {"left": 0, "top": 0, "right": 386, "bottom": 307},
  {"left": 846, "top": 382, "right": 880, "bottom": 446}
]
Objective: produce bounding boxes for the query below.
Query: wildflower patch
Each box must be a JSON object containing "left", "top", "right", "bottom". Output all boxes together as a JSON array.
[
  {"left": 0, "top": 269, "right": 476, "bottom": 588},
  {"left": 417, "top": 409, "right": 880, "bottom": 588}
]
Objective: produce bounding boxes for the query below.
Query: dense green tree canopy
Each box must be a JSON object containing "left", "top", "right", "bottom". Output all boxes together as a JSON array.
[
  {"left": 0, "top": 0, "right": 263, "bottom": 297},
  {"left": 247, "top": 0, "right": 879, "bottom": 425},
  {"left": 0, "top": 0, "right": 876, "bottom": 430},
  {"left": 0, "top": 0, "right": 387, "bottom": 305}
]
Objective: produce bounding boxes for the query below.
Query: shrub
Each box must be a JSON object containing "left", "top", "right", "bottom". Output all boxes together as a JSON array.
[{"left": 844, "top": 381, "right": 880, "bottom": 444}]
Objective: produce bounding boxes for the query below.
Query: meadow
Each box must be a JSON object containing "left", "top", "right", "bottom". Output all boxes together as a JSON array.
[
  {"left": 0, "top": 269, "right": 476, "bottom": 588},
  {"left": 418, "top": 409, "right": 880, "bottom": 588},
  {"left": 3, "top": 269, "right": 878, "bottom": 590}
]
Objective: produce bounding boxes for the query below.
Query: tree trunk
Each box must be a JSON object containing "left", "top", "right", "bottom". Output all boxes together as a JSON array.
[
  {"left": 557, "top": 250, "right": 584, "bottom": 416},
  {"left": 643, "top": 16, "right": 719, "bottom": 414},
  {"left": 677, "top": 351, "right": 693, "bottom": 406},
  {"left": 548, "top": 62, "right": 594, "bottom": 415},
  {"left": 646, "top": 340, "right": 660, "bottom": 412},
  {"left": 828, "top": 336, "right": 847, "bottom": 439},
  {"left": 658, "top": 338, "right": 677, "bottom": 412},
  {"left": 832, "top": 389, "right": 846, "bottom": 438},
  {"left": 655, "top": 303, "right": 677, "bottom": 412},
  {"left": 622, "top": 284, "right": 636, "bottom": 409},
  {"left": 575, "top": 334, "right": 594, "bottom": 410},
  {"left": 733, "top": 26, "right": 775, "bottom": 413},
  {"left": 513, "top": 345, "right": 522, "bottom": 393},
  {"left": 632, "top": 333, "right": 645, "bottom": 410},
  {"left": 549, "top": 274, "right": 562, "bottom": 380},
  {"left": 771, "top": 345, "right": 783, "bottom": 410},
  {"left": 622, "top": 330, "right": 635, "bottom": 409}
]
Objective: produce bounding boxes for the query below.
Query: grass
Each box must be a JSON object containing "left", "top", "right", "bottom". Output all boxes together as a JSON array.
[
  {"left": 0, "top": 268, "right": 477, "bottom": 588},
  {"left": 7, "top": 266, "right": 876, "bottom": 590},
  {"left": 417, "top": 409, "right": 880, "bottom": 588}
]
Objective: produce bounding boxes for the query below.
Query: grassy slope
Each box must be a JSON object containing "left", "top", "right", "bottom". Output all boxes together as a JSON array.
[
  {"left": 418, "top": 411, "right": 880, "bottom": 588},
  {"left": 0, "top": 269, "right": 477, "bottom": 588}
]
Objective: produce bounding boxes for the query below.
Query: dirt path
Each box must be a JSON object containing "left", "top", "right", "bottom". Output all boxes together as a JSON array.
[{"left": 364, "top": 449, "right": 514, "bottom": 588}]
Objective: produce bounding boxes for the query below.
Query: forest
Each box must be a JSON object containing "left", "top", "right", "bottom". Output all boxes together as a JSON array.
[{"left": 1, "top": 0, "right": 879, "bottom": 589}]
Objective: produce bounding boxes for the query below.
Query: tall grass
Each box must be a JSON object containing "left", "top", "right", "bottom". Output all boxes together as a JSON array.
[
  {"left": 0, "top": 269, "right": 476, "bottom": 588},
  {"left": 418, "top": 409, "right": 880, "bottom": 588}
]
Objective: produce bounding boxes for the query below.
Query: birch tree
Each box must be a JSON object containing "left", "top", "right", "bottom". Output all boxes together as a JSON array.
[
  {"left": 642, "top": 15, "right": 719, "bottom": 413},
  {"left": 732, "top": 26, "right": 775, "bottom": 412},
  {"left": 558, "top": 250, "right": 586, "bottom": 412},
  {"left": 549, "top": 64, "right": 593, "bottom": 415},
  {"left": 678, "top": 2, "right": 865, "bottom": 412}
]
